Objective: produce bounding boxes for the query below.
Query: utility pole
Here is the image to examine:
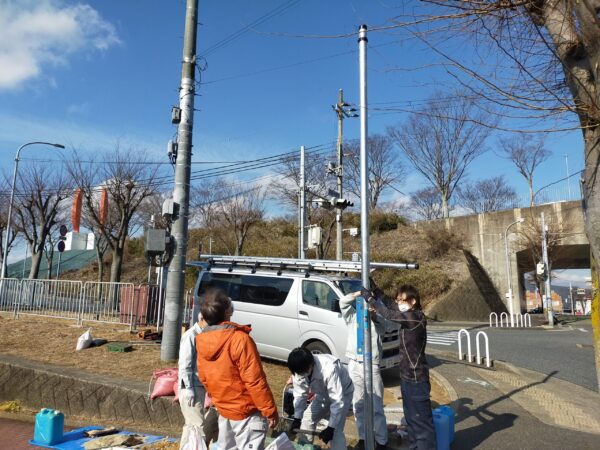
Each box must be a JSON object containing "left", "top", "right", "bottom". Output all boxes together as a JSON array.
[
  {"left": 161, "top": 0, "right": 198, "bottom": 362},
  {"left": 358, "top": 24, "right": 375, "bottom": 450},
  {"left": 299, "top": 145, "right": 306, "bottom": 259},
  {"left": 564, "top": 154, "right": 572, "bottom": 198},
  {"left": 541, "top": 212, "right": 554, "bottom": 326},
  {"left": 332, "top": 89, "right": 358, "bottom": 260}
]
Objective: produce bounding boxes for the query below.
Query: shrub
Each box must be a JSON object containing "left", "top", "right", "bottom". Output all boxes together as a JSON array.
[
  {"left": 372, "top": 264, "right": 452, "bottom": 306},
  {"left": 423, "top": 226, "right": 463, "bottom": 258}
]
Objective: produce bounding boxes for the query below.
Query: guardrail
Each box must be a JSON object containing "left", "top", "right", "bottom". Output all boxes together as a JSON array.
[{"left": 0, "top": 278, "right": 194, "bottom": 330}]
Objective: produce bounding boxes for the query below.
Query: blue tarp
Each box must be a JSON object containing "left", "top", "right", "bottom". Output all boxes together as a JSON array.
[{"left": 29, "top": 426, "right": 175, "bottom": 449}]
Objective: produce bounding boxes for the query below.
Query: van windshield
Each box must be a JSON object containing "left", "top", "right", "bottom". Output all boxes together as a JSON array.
[{"left": 335, "top": 278, "right": 363, "bottom": 295}]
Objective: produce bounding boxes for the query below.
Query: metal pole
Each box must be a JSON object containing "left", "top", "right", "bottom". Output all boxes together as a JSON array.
[
  {"left": 209, "top": 236, "right": 212, "bottom": 255},
  {"left": 504, "top": 218, "right": 522, "bottom": 327},
  {"left": 161, "top": 0, "right": 198, "bottom": 361},
  {"left": 565, "top": 154, "right": 572, "bottom": 198},
  {"left": 358, "top": 24, "right": 374, "bottom": 450},
  {"left": 1, "top": 141, "right": 64, "bottom": 279},
  {"left": 336, "top": 89, "right": 344, "bottom": 261},
  {"left": 541, "top": 212, "right": 554, "bottom": 326},
  {"left": 300, "top": 145, "right": 306, "bottom": 259},
  {"left": 56, "top": 251, "right": 61, "bottom": 279}
]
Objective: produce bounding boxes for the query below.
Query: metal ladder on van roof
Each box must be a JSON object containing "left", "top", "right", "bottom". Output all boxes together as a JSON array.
[{"left": 189, "top": 254, "right": 419, "bottom": 274}]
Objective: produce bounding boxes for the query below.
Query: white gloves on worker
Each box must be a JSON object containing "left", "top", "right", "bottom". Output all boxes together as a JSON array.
[{"left": 180, "top": 388, "right": 196, "bottom": 407}]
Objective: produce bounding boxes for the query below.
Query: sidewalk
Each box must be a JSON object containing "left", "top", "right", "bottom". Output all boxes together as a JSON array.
[
  {"left": 2, "top": 351, "right": 600, "bottom": 450},
  {"left": 420, "top": 350, "right": 600, "bottom": 449}
]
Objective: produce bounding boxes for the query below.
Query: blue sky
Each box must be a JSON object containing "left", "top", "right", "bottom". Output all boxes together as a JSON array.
[
  {"left": 0, "top": 0, "right": 588, "bottom": 274},
  {"left": 0, "top": 0, "right": 585, "bottom": 195}
]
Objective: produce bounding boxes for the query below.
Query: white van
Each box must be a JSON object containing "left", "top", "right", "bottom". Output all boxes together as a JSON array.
[{"left": 193, "top": 265, "right": 400, "bottom": 370}]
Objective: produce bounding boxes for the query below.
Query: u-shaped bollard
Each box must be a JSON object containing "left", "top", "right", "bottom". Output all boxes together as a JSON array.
[
  {"left": 475, "top": 331, "right": 491, "bottom": 367},
  {"left": 457, "top": 329, "right": 472, "bottom": 362}
]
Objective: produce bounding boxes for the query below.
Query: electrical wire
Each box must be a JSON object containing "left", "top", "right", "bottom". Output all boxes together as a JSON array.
[{"left": 199, "top": 0, "right": 300, "bottom": 58}]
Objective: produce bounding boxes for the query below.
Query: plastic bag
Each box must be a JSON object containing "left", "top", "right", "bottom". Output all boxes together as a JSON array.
[
  {"left": 180, "top": 425, "right": 207, "bottom": 450},
  {"left": 265, "top": 433, "right": 296, "bottom": 450},
  {"left": 149, "top": 368, "right": 178, "bottom": 400},
  {"left": 76, "top": 328, "right": 93, "bottom": 351}
]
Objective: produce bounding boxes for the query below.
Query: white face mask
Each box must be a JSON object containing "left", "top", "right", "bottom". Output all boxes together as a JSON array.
[{"left": 398, "top": 303, "right": 410, "bottom": 312}]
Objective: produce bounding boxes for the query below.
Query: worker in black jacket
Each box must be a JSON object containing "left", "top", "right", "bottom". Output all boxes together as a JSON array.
[{"left": 366, "top": 284, "right": 436, "bottom": 450}]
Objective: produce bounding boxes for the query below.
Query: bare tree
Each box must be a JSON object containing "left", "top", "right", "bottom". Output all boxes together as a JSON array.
[
  {"left": 410, "top": 187, "right": 444, "bottom": 221},
  {"left": 408, "top": 1, "right": 600, "bottom": 386},
  {"left": 516, "top": 210, "right": 573, "bottom": 297},
  {"left": 457, "top": 176, "right": 517, "bottom": 214},
  {"left": 270, "top": 151, "right": 338, "bottom": 256},
  {"left": 499, "top": 136, "right": 551, "bottom": 206},
  {"left": 212, "top": 183, "right": 266, "bottom": 256},
  {"left": 68, "top": 148, "right": 159, "bottom": 283},
  {"left": 0, "top": 187, "right": 19, "bottom": 272},
  {"left": 43, "top": 228, "right": 59, "bottom": 280},
  {"left": 12, "top": 165, "right": 69, "bottom": 279},
  {"left": 388, "top": 92, "right": 493, "bottom": 217},
  {"left": 344, "top": 135, "right": 404, "bottom": 209}
]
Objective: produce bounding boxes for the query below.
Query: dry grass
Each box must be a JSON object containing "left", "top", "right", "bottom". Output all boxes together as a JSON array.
[
  {"left": 0, "top": 315, "right": 290, "bottom": 407},
  {"left": 0, "top": 314, "right": 449, "bottom": 419}
]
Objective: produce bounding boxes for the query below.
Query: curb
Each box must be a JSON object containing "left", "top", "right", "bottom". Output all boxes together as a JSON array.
[{"left": 429, "top": 368, "right": 458, "bottom": 404}]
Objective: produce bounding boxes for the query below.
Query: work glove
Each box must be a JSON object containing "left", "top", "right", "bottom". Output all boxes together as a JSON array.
[
  {"left": 361, "top": 288, "right": 375, "bottom": 304},
  {"left": 290, "top": 418, "right": 302, "bottom": 433},
  {"left": 179, "top": 388, "right": 195, "bottom": 407},
  {"left": 318, "top": 426, "right": 335, "bottom": 444},
  {"left": 369, "top": 277, "right": 384, "bottom": 298}
]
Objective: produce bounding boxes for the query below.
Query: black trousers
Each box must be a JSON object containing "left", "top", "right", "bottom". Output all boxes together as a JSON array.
[{"left": 400, "top": 379, "right": 437, "bottom": 450}]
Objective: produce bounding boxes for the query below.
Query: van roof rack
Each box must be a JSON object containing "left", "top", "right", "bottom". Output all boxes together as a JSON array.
[{"left": 188, "top": 254, "right": 418, "bottom": 274}]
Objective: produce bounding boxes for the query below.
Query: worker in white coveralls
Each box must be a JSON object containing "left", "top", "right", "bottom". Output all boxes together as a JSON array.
[
  {"left": 286, "top": 347, "right": 354, "bottom": 450},
  {"left": 341, "top": 290, "right": 396, "bottom": 450},
  {"left": 178, "top": 313, "right": 218, "bottom": 447}
]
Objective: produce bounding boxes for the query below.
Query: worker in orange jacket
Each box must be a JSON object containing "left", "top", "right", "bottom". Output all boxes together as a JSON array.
[{"left": 196, "top": 288, "right": 279, "bottom": 450}]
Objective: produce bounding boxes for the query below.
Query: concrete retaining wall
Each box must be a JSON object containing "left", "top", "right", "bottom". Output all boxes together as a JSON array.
[{"left": 0, "top": 355, "right": 183, "bottom": 434}]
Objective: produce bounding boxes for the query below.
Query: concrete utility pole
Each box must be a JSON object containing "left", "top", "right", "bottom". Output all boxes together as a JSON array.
[
  {"left": 332, "top": 89, "right": 358, "bottom": 260},
  {"left": 541, "top": 212, "right": 554, "bottom": 326},
  {"left": 161, "top": 0, "right": 198, "bottom": 362},
  {"left": 358, "top": 24, "right": 375, "bottom": 450},
  {"left": 299, "top": 145, "right": 306, "bottom": 259}
]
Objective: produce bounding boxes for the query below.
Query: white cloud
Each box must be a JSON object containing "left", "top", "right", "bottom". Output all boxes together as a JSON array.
[{"left": 0, "top": 0, "right": 120, "bottom": 90}]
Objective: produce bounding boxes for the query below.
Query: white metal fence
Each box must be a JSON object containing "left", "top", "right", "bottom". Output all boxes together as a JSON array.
[{"left": 0, "top": 279, "right": 195, "bottom": 330}]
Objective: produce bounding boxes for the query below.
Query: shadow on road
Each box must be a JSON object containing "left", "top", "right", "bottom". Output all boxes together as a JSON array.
[{"left": 453, "top": 371, "right": 558, "bottom": 449}]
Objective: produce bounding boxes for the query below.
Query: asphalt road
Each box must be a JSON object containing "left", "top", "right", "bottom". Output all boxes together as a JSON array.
[{"left": 428, "top": 318, "right": 598, "bottom": 391}]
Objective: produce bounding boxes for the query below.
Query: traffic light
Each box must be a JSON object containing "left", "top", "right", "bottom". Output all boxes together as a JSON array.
[{"left": 329, "top": 197, "right": 354, "bottom": 209}]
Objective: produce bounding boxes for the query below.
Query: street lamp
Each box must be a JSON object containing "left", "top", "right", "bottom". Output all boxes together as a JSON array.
[
  {"left": 504, "top": 217, "right": 525, "bottom": 327},
  {"left": 1, "top": 141, "right": 65, "bottom": 279}
]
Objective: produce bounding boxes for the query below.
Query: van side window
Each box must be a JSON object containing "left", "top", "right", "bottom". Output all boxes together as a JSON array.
[
  {"left": 198, "top": 272, "right": 292, "bottom": 306},
  {"left": 302, "top": 280, "right": 340, "bottom": 312}
]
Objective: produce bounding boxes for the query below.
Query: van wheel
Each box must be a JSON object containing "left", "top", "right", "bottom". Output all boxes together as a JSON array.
[{"left": 305, "top": 341, "right": 330, "bottom": 355}]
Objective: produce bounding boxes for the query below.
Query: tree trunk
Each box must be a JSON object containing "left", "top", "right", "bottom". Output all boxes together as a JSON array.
[
  {"left": 109, "top": 247, "right": 124, "bottom": 283},
  {"left": 96, "top": 248, "right": 105, "bottom": 282},
  {"left": 441, "top": 193, "right": 450, "bottom": 218},
  {"left": 528, "top": 179, "right": 534, "bottom": 207},
  {"left": 582, "top": 128, "right": 600, "bottom": 392},
  {"left": 29, "top": 248, "right": 43, "bottom": 279}
]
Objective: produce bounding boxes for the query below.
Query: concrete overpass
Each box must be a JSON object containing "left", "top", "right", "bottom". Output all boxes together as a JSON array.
[{"left": 425, "top": 200, "right": 588, "bottom": 315}]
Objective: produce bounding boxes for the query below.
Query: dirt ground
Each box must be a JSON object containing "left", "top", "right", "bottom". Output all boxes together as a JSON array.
[{"left": 0, "top": 313, "right": 449, "bottom": 414}]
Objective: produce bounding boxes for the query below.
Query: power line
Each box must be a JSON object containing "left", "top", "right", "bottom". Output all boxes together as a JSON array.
[{"left": 199, "top": 0, "right": 300, "bottom": 58}]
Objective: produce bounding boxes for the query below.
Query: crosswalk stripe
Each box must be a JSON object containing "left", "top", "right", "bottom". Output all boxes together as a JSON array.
[{"left": 427, "top": 331, "right": 459, "bottom": 346}]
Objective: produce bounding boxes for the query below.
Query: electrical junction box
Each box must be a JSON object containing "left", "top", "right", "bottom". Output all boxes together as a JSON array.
[
  {"left": 307, "top": 226, "right": 322, "bottom": 249},
  {"left": 145, "top": 229, "right": 169, "bottom": 253}
]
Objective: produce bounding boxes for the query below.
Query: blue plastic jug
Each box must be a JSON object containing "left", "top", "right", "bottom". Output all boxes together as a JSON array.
[
  {"left": 433, "top": 410, "right": 451, "bottom": 450},
  {"left": 436, "top": 405, "right": 455, "bottom": 443},
  {"left": 33, "top": 408, "right": 64, "bottom": 445}
]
